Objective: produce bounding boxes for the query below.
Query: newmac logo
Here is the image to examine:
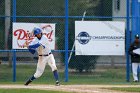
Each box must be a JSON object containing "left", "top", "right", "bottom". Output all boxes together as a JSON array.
[{"left": 76, "top": 32, "right": 91, "bottom": 45}]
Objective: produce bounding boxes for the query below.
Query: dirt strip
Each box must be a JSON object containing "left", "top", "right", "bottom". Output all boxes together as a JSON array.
[{"left": 0, "top": 84, "right": 140, "bottom": 93}]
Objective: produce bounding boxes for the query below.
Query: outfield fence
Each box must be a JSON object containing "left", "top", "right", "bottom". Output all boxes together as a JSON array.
[{"left": 0, "top": 0, "right": 139, "bottom": 83}]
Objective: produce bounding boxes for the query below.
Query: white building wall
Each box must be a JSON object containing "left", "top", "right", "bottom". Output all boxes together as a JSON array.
[{"left": 112, "top": 0, "right": 126, "bottom": 19}]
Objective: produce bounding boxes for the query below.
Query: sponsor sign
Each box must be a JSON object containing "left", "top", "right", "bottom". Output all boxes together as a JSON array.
[
  {"left": 75, "top": 21, "right": 125, "bottom": 55},
  {"left": 12, "top": 22, "right": 55, "bottom": 49}
]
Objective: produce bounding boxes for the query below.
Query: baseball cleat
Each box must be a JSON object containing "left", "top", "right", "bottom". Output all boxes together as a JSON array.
[
  {"left": 55, "top": 81, "right": 60, "bottom": 86},
  {"left": 24, "top": 83, "right": 28, "bottom": 86},
  {"left": 24, "top": 82, "right": 30, "bottom": 86},
  {"left": 24, "top": 79, "right": 32, "bottom": 86},
  {"left": 133, "top": 80, "right": 138, "bottom": 82}
]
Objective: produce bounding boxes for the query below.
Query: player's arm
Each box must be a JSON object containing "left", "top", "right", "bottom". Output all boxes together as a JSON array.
[
  {"left": 129, "top": 43, "right": 133, "bottom": 53},
  {"left": 21, "top": 41, "right": 36, "bottom": 54},
  {"left": 28, "top": 43, "right": 41, "bottom": 49},
  {"left": 129, "top": 43, "right": 137, "bottom": 55},
  {"left": 28, "top": 42, "right": 45, "bottom": 49},
  {"left": 28, "top": 48, "right": 36, "bottom": 54}
]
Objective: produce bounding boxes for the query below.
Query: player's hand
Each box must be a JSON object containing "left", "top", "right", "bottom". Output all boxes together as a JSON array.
[{"left": 22, "top": 41, "right": 31, "bottom": 48}]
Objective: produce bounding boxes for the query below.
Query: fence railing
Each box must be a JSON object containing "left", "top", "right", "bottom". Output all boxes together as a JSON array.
[{"left": 0, "top": 0, "right": 136, "bottom": 82}]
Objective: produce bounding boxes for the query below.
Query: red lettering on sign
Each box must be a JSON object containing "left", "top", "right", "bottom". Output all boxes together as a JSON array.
[
  {"left": 14, "top": 29, "right": 27, "bottom": 40},
  {"left": 13, "top": 29, "right": 34, "bottom": 40},
  {"left": 44, "top": 31, "right": 53, "bottom": 39}
]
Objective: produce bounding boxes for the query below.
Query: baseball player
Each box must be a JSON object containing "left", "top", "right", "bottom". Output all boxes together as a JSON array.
[
  {"left": 23, "top": 28, "right": 60, "bottom": 86},
  {"left": 129, "top": 34, "right": 140, "bottom": 82}
]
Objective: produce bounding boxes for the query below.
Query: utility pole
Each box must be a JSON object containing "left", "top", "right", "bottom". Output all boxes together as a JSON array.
[
  {"left": 5, "top": 0, "right": 11, "bottom": 50},
  {"left": 5, "top": 0, "right": 11, "bottom": 67}
]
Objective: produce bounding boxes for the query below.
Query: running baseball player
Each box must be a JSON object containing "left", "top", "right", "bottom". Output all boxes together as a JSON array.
[{"left": 23, "top": 27, "right": 60, "bottom": 86}]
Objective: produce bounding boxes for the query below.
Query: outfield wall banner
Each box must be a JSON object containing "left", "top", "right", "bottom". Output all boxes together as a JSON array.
[
  {"left": 75, "top": 21, "right": 125, "bottom": 55},
  {"left": 12, "top": 22, "right": 55, "bottom": 49}
]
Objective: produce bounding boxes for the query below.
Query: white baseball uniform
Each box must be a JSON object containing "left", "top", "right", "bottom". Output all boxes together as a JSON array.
[{"left": 28, "top": 35, "right": 57, "bottom": 78}]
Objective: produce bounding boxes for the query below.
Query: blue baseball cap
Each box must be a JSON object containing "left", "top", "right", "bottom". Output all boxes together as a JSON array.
[{"left": 33, "top": 28, "right": 42, "bottom": 35}]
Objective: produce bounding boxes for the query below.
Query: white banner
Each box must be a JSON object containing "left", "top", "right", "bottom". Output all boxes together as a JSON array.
[
  {"left": 12, "top": 22, "right": 55, "bottom": 49},
  {"left": 75, "top": 21, "right": 125, "bottom": 55}
]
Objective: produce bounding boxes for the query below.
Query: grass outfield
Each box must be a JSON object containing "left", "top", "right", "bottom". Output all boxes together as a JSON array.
[
  {"left": 0, "top": 89, "right": 71, "bottom": 93},
  {"left": 108, "top": 87, "right": 140, "bottom": 92},
  {"left": 1, "top": 64, "right": 140, "bottom": 93},
  {"left": 0, "top": 64, "right": 137, "bottom": 85}
]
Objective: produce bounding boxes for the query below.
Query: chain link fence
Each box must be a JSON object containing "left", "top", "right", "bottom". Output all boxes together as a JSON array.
[{"left": 0, "top": 0, "right": 133, "bottom": 84}]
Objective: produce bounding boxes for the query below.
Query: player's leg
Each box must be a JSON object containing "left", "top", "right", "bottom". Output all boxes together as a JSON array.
[
  {"left": 132, "top": 63, "right": 139, "bottom": 82},
  {"left": 53, "top": 70, "right": 60, "bottom": 86},
  {"left": 47, "top": 54, "right": 60, "bottom": 86},
  {"left": 137, "top": 63, "right": 140, "bottom": 81},
  {"left": 24, "top": 56, "right": 46, "bottom": 85},
  {"left": 24, "top": 75, "right": 36, "bottom": 85}
]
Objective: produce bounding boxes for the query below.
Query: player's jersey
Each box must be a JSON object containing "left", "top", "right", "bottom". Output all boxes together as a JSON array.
[{"left": 29, "top": 35, "right": 51, "bottom": 55}]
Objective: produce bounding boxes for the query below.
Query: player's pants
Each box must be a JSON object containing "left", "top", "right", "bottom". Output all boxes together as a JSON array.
[
  {"left": 34, "top": 54, "right": 57, "bottom": 78},
  {"left": 132, "top": 63, "right": 140, "bottom": 81}
]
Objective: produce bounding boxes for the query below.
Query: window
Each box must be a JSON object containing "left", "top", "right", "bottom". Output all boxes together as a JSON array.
[{"left": 114, "top": 0, "right": 120, "bottom": 11}]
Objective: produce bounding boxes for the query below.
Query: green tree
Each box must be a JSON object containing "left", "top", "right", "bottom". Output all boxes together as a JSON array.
[{"left": 69, "top": 55, "right": 98, "bottom": 72}]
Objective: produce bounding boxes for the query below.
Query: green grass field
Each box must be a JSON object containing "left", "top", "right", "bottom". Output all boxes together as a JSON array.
[
  {"left": 0, "top": 89, "right": 71, "bottom": 93},
  {"left": 0, "top": 64, "right": 137, "bottom": 84},
  {"left": 108, "top": 87, "right": 140, "bottom": 92},
  {"left": 0, "top": 64, "right": 140, "bottom": 93}
]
